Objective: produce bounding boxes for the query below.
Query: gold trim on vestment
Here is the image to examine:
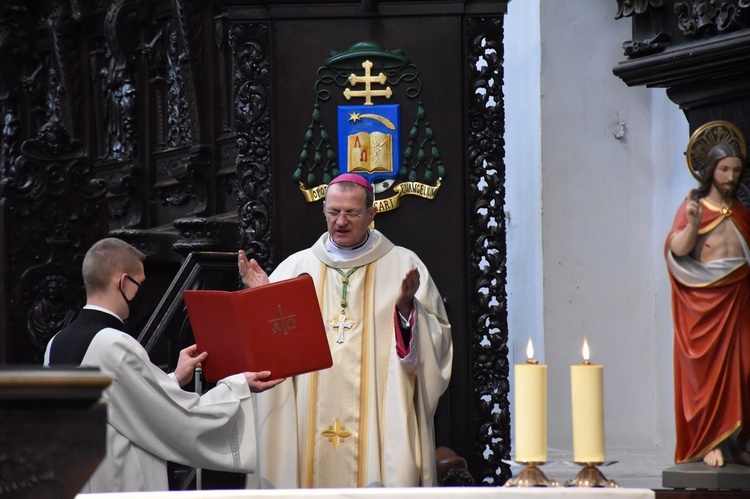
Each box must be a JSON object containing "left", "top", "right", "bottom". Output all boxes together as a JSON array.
[
  {"left": 357, "top": 263, "right": 375, "bottom": 487},
  {"left": 303, "top": 261, "right": 329, "bottom": 488},
  {"left": 678, "top": 420, "right": 742, "bottom": 464},
  {"left": 692, "top": 261, "right": 748, "bottom": 288},
  {"left": 380, "top": 285, "right": 394, "bottom": 485},
  {"left": 665, "top": 245, "right": 750, "bottom": 288},
  {"left": 697, "top": 216, "right": 726, "bottom": 235},
  {"left": 680, "top": 198, "right": 750, "bottom": 288},
  {"left": 697, "top": 198, "right": 733, "bottom": 235},
  {"left": 305, "top": 372, "right": 319, "bottom": 487}
]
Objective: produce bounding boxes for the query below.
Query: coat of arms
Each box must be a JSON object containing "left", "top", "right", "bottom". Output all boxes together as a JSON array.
[{"left": 293, "top": 42, "right": 445, "bottom": 212}]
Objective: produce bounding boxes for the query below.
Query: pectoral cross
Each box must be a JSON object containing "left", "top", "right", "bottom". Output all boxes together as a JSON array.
[{"left": 329, "top": 311, "right": 355, "bottom": 344}]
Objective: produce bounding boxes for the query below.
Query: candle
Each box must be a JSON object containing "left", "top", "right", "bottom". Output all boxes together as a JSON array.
[
  {"left": 570, "top": 338, "right": 605, "bottom": 463},
  {"left": 514, "top": 338, "right": 547, "bottom": 463}
]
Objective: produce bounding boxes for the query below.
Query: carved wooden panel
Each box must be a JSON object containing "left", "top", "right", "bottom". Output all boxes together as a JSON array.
[
  {"left": 616, "top": 0, "right": 750, "bottom": 57},
  {"left": 467, "top": 15, "right": 511, "bottom": 486},
  {"left": 0, "top": 120, "right": 107, "bottom": 363},
  {"left": 230, "top": 21, "right": 275, "bottom": 272},
  {"left": 1, "top": 400, "right": 107, "bottom": 498}
]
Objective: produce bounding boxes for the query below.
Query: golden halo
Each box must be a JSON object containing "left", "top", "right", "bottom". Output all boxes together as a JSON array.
[{"left": 686, "top": 121, "right": 746, "bottom": 181}]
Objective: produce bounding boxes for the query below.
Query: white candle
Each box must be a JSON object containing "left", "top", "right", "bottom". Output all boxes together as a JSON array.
[
  {"left": 570, "top": 338, "right": 605, "bottom": 463},
  {"left": 514, "top": 339, "right": 547, "bottom": 463}
]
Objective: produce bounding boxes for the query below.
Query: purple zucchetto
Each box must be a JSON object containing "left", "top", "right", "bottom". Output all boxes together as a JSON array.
[{"left": 328, "top": 173, "right": 373, "bottom": 192}]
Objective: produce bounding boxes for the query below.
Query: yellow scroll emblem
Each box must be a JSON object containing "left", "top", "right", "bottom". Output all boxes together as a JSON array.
[{"left": 298, "top": 178, "right": 442, "bottom": 213}]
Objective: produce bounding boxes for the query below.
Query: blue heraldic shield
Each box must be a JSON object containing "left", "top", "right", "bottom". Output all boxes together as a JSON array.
[{"left": 337, "top": 104, "right": 401, "bottom": 186}]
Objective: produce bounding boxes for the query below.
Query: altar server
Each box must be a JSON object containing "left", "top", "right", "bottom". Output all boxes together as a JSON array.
[{"left": 45, "top": 237, "right": 283, "bottom": 493}]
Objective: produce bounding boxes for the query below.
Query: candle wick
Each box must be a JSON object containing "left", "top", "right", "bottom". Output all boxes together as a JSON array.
[
  {"left": 583, "top": 360, "right": 591, "bottom": 365},
  {"left": 527, "top": 359, "right": 539, "bottom": 365}
]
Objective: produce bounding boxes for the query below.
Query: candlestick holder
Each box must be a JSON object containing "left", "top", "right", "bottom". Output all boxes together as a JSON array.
[
  {"left": 564, "top": 463, "right": 620, "bottom": 488},
  {"left": 504, "top": 462, "right": 560, "bottom": 487}
]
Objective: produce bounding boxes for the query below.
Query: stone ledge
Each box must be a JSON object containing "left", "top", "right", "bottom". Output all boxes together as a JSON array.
[{"left": 663, "top": 462, "right": 750, "bottom": 490}]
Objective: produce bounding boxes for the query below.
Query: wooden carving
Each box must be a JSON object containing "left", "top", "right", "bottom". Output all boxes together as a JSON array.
[
  {"left": 467, "top": 15, "right": 511, "bottom": 486},
  {"left": 230, "top": 22, "right": 274, "bottom": 273},
  {"left": 1, "top": 119, "right": 107, "bottom": 362},
  {"left": 674, "top": 0, "right": 750, "bottom": 35}
]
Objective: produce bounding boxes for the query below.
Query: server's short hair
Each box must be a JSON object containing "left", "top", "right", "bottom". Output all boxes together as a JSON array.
[{"left": 82, "top": 238, "right": 145, "bottom": 295}]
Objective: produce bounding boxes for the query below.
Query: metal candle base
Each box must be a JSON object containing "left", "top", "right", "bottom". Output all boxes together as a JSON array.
[
  {"left": 504, "top": 463, "right": 560, "bottom": 487},
  {"left": 565, "top": 464, "right": 620, "bottom": 488}
]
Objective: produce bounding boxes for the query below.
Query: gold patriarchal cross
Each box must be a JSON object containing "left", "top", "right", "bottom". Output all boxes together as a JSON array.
[
  {"left": 329, "top": 311, "right": 355, "bottom": 344},
  {"left": 321, "top": 418, "right": 352, "bottom": 449},
  {"left": 344, "top": 60, "right": 392, "bottom": 106}
]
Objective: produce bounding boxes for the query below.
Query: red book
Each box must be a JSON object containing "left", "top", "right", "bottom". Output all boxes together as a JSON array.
[{"left": 183, "top": 275, "right": 332, "bottom": 382}]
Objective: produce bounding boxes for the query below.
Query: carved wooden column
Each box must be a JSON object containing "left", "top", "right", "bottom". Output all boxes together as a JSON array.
[
  {"left": 229, "top": 20, "right": 275, "bottom": 273},
  {"left": 466, "top": 12, "right": 511, "bottom": 485}
]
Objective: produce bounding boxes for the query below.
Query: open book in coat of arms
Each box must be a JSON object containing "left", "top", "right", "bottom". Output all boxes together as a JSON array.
[{"left": 293, "top": 42, "right": 445, "bottom": 213}]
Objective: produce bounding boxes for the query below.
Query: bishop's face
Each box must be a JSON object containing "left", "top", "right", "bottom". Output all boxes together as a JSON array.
[
  {"left": 324, "top": 184, "right": 376, "bottom": 248},
  {"left": 711, "top": 156, "right": 743, "bottom": 198}
]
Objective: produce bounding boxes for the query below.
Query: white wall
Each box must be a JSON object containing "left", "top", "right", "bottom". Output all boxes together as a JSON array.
[
  {"left": 504, "top": 0, "right": 543, "bottom": 374},
  {"left": 505, "top": 0, "right": 688, "bottom": 463}
]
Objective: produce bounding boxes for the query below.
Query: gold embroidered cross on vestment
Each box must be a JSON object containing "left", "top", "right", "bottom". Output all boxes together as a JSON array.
[
  {"left": 327, "top": 267, "right": 360, "bottom": 344},
  {"left": 321, "top": 418, "right": 352, "bottom": 449}
]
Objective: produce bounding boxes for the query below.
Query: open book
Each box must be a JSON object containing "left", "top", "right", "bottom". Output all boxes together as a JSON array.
[{"left": 183, "top": 275, "right": 332, "bottom": 382}]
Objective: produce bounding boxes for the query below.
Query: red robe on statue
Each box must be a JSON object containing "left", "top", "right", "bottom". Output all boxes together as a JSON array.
[{"left": 665, "top": 198, "right": 750, "bottom": 463}]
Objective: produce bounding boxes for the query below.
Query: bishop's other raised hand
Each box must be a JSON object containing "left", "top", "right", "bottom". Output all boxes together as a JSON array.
[{"left": 238, "top": 250, "right": 270, "bottom": 289}]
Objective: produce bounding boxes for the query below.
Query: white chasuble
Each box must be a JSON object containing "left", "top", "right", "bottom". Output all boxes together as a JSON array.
[{"left": 250, "top": 230, "right": 452, "bottom": 489}]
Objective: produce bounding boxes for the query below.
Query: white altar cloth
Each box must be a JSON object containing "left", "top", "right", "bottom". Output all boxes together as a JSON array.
[{"left": 78, "top": 487, "right": 655, "bottom": 499}]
